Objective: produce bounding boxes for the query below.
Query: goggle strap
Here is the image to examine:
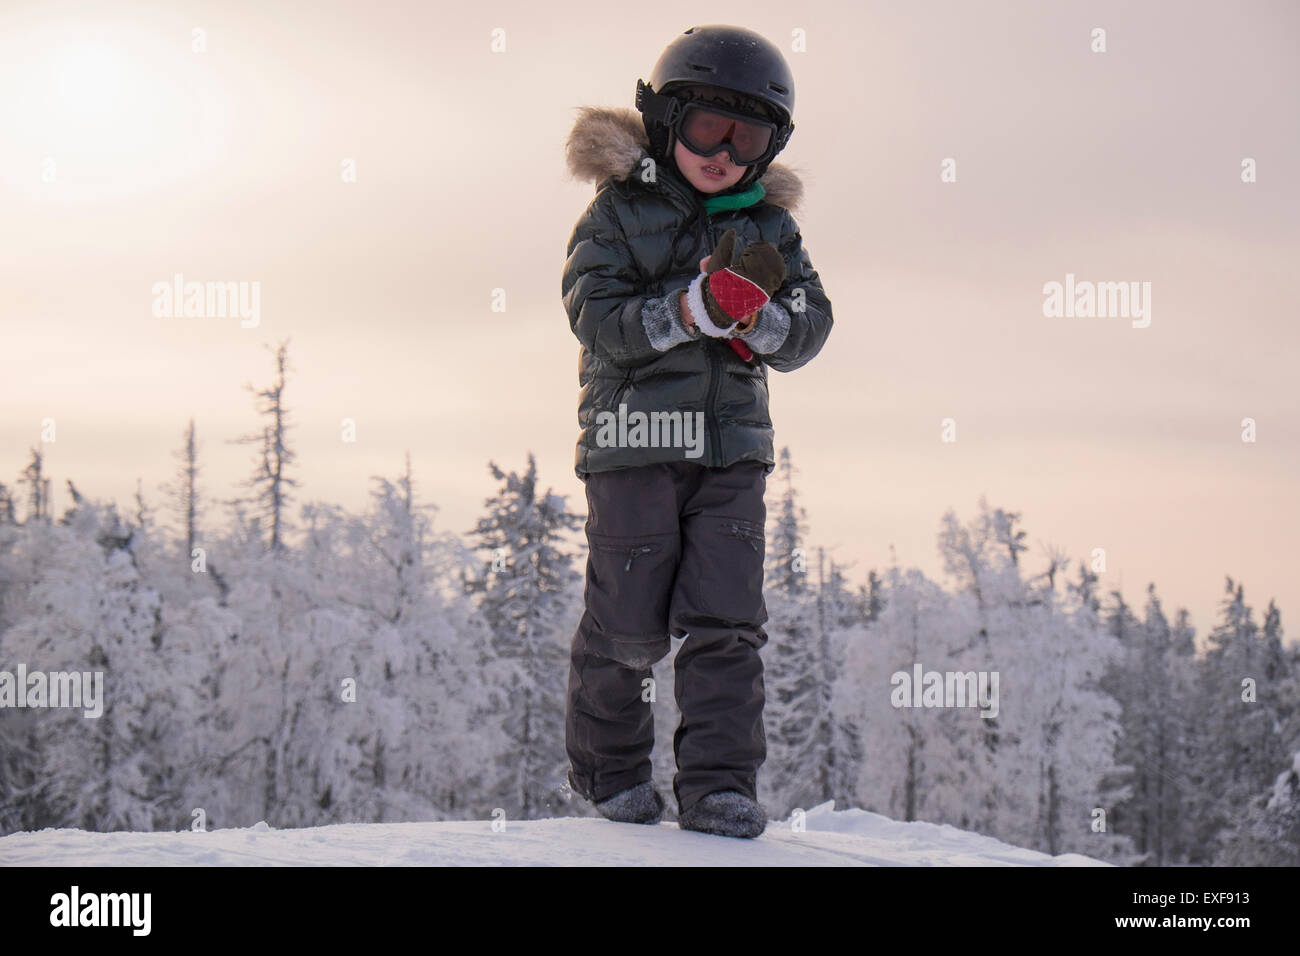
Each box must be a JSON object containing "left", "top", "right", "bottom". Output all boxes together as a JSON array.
[{"left": 635, "top": 80, "right": 682, "bottom": 127}]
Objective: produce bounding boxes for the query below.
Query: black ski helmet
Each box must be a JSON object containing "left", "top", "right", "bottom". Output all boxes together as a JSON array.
[{"left": 636, "top": 25, "right": 796, "bottom": 190}]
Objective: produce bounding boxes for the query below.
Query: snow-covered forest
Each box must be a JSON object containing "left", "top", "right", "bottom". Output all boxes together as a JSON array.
[{"left": 1, "top": 342, "right": 1297, "bottom": 866}]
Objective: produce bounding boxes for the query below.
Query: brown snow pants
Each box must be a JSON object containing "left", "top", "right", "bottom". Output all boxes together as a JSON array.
[{"left": 565, "top": 460, "right": 768, "bottom": 815}]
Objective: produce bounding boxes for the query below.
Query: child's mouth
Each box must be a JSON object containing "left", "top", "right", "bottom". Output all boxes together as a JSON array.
[{"left": 701, "top": 164, "right": 728, "bottom": 179}]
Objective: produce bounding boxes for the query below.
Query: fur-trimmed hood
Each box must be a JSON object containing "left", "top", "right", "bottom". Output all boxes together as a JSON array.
[{"left": 565, "top": 105, "right": 804, "bottom": 213}]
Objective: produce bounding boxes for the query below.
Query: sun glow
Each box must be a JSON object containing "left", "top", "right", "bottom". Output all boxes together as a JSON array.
[
  {"left": 1, "top": 19, "right": 229, "bottom": 200},
  {"left": 49, "top": 41, "right": 129, "bottom": 128}
]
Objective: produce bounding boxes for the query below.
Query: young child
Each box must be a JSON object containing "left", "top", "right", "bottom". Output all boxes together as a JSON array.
[{"left": 561, "top": 24, "right": 833, "bottom": 838}]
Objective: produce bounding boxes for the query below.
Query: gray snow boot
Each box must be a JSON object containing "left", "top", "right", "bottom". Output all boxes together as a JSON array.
[
  {"left": 677, "top": 790, "right": 767, "bottom": 839},
  {"left": 594, "top": 781, "right": 665, "bottom": 825}
]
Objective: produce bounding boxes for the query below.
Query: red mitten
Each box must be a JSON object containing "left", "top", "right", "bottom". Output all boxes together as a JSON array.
[
  {"left": 704, "top": 268, "right": 771, "bottom": 324},
  {"left": 684, "top": 229, "right": 786, "bottom": 350},
  {"left": 701, "top": 229, "right": 786, "bottom": 327}
]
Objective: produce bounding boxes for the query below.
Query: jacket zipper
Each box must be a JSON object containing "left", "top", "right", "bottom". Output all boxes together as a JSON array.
[
  {"left": 701, "top": 215, "right": 723, "bottom": 465},
  {"left": 706, "top": 345, "right": 722, "bottom": 465}
]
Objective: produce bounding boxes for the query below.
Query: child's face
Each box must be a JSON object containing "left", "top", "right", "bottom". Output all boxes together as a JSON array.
[{"left": 673, "top": 138, "right": 748, "bottom": 193}]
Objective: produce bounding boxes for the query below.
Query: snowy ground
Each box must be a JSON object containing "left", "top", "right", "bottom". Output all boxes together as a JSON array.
[{"left": 0, "top": 801, "right": 1109, "bottom": 866}]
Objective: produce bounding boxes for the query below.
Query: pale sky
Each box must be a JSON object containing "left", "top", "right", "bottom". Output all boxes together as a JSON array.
[{"left": 2, "top": 0, "right": 1296, "bottom": 644}]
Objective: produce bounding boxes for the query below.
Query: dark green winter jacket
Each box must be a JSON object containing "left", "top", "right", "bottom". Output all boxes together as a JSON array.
[{"left": 562, "top": 106, "right": 833, "bottom": 478}]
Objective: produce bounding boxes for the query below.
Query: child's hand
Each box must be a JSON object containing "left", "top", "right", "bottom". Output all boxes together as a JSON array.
[
  {"left": 681, "top": 233, "right": 774, "bottom": 340},
  {"left": 700, "top": 230, "right": 785, "bottom": 329},
  {"left": 680, "top": 293, "right": 757, "bottom": 332},
  {"left": 677, "top": 257, "right": 709, "bottom": 331}
]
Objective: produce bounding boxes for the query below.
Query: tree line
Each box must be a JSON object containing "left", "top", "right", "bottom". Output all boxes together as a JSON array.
[{"left": 1, "top": 340, "right": 1296, "bottom": 864}]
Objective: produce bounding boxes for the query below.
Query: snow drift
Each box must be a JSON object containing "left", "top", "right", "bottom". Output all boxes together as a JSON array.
[{"left": 0, "top": 800, "right": 1110, "bottom": 866}]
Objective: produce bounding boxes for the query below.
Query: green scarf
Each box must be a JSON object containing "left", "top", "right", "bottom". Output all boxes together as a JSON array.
[{"left": 701, "top": 180, "right": 767, "bottom": 214}]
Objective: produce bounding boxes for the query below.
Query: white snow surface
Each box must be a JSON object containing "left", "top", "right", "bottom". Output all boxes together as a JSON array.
[{"left": 0, "top": 801, "right": 1111, "bottom": 866}]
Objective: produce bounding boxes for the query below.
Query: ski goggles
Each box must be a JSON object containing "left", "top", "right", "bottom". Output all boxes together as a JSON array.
[
  {"left": 676, "top": 102, "right": 777, "bottom": 165},
  {"left": 636, "top": 80, "right": 791, "bottom": 167}
]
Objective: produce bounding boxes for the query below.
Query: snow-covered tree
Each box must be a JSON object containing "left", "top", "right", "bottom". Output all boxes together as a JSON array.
[
  {"left": 759, "top": 448, "right": 823, "bottom": 816},
  {"left": 227, "top": 339, "right": 300, "bottom": 554},
  {"left": 0, "top": 500, "right": 190, "bottom": 831},
  {"left": 937, "top": 500, "right": 1130, "bottom": 860},
  {"left": 18, "top": 447, "right": 51, "bottom": 522},
  {"left": 935, "top": 499, "right": 1018, "bottom": 832},
  {"left": 464, "top": 454, "right": 581, "bottom": 820},
  {"left": 296, "top": 462, "right": 495, "bottom": 822},
  {"left": 845, "top": 563, "right": 973, "bottom": 825},
  {"left": 1103, "top": 585, "right": 1202, "bottom": 865},
  {"left": 821, "top": 555, "right": 867, "bottom": 809},
  {"left": 1026, "top": 565, "right": 1129, "bottom": 861},
  {"left": 1218, "top": 747, "right": 1300, "bottom": 866},
  {"left": 160, "top": 418, "right": 204, "bottom": 565},
  {"left": 1187, "top": 578, "right": 1292, "bottom": 862},
  {"left": 1211, "top": 597, "right": 1299, "bottom": 864}
]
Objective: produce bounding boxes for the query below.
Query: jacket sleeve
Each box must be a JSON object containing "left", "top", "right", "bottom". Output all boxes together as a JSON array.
[
  {"left": 562, "top": 187, "right": 689, "bottom": 368},
  {"left": 733, "top": 207, "right": 833, "bottom": 373}
]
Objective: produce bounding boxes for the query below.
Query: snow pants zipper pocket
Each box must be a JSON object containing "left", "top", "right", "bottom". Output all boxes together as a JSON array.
[
  {"left": 624, "top": 544, "right": 657, "bottom": 571},
  {"left": 590, "top": 539, "right": 662, "bottom": 570},
  {"left": 585, "top": 535, "right": 675, "bottom": 642},
  {"left": 682, "top": 515, "right": 767, "bottom": 627},
  {"left": 723, "top": 522, "right": 765, "bottom": 553}
]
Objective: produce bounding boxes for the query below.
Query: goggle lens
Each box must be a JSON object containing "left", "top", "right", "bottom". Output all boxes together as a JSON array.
[{"left": 678, "top": 105, "right": 774, "bottom": 165}]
